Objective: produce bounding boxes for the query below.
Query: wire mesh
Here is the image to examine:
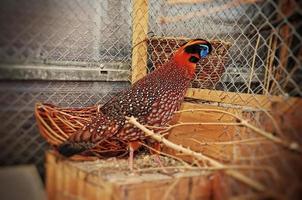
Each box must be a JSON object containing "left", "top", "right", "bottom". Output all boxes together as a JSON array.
[
  {"left": 0, "top": 81, "right": 129, "bottom": 176},
  {"left": 144, "top": 0, "right": 302, "bottom": 198},
  {"left": 0, "top": 0, "right": 132, "bottom": 64},
  {"left": 147, "top": 0, "right": 301, "bottom": 97},
  {"left": 0, "top": 0, "right": 132, "bottom": 176}
]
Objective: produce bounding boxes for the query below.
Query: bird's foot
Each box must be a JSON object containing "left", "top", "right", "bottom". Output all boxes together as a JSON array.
[
  {"left": 128, "top": 141, "right": 141, "bottom": 171},
  {"left": 153, "top": 154, "right": 169, "bottom": 173}
]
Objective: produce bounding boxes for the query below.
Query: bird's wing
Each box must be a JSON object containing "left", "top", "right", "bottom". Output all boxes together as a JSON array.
[
  {"left": 69, "top": 111, "right": 124, "bottom": 144},
  {"left": 58, "top": 111, "right": 124, "bottom": 157},
  {"left": 101, "top": 86, "right": 157, "bottom": 121}
]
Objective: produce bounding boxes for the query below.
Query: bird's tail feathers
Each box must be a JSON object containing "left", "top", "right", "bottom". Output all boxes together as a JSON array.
[{"left": 58, "top": 141, "right": 92, "bottom": 157}]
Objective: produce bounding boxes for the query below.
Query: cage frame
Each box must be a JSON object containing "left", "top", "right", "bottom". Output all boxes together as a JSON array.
[{"left": 130, "top": 0, "right": 296, "bottom": 111}]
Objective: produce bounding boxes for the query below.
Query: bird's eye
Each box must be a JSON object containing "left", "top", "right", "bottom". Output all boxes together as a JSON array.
[{"left": 189, "top": 56, "right": 199, "bottom": 63}]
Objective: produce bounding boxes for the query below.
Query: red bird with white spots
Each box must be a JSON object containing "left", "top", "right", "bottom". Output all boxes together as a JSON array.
[{"left": 58, "top": 39, "right": 212, "bottom": 168}]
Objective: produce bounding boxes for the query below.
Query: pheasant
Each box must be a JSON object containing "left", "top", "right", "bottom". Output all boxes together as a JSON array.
[{"left": 56, "top": 39, "right": 212, "bottom": 168}]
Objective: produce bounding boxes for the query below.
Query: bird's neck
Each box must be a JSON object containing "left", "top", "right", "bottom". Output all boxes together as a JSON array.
[
  {"left": 150, "top": 60, "right": 194, "bottom": 89},
  {"left": 133, "top": 59, "right": 196, "bottom": 92},
  {"left": 157, "top": 60, "right": 196, "bottom": 81},
  {"left": 172, "top": 51, "right": 197, "bottom": 78}
]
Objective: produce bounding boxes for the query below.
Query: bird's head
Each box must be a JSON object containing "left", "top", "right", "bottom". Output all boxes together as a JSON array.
[{"left": 173, "top": 39, "right": 212, "bottom": 76}]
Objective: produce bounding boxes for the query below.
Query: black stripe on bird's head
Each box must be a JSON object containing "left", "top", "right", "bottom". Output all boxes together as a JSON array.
[
  {"left": 172, "top": 39, "right": 213, "bottom": 76},
  {"left": 178, "top": 39, "right": 212, "bottom": 63}
]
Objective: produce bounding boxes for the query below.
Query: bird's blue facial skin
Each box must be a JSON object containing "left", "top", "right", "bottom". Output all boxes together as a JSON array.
[{"left": 199, "top": 44, "right": 210, "bottom": 58}]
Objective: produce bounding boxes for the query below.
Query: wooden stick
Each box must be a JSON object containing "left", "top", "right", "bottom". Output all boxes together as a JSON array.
[
  {"left": 188, "top": 137, "right": 268, "bottom": 146},
  {"left": 257, "top": 106, "right": 283, "bottom": 137},
  {"left": 131, "top": 0, "right": 149, "bottom": 83},
  {"left": 282, "top": 46, "right": 301, "bottom": 89},
  {"left": 134, "top": 165, "right": 278, "bottom": 179},
  {"left": 43, "top": 104, "right": 91, "bottom": 121},
  {"left": 234, "top": 151, "right": 280, "bottom": 161},
  {"left": 35, "top": 106, "right": 66, "bottom": 144},
  {"left": 56, "top": 116, "right": 78, "bottom": 131},
  {"left": 147, "top": 121, "right": 241, "bottom": 135},
  {"left": 166, "top": 0, "right": 212, "bottom": 4},
  {"left": 176, "top": 108, "right": 302, "bottom": 153},
  {"left": 127, "top": 116, "right": 267, "bottom": 192},
  {"left": 185, "top": 88, "right": 276, "bottom": 110},
  {"left": 163, "top": 178, "right": 180, "bottom": 200},
  {"left": 165, "top": 121, "right": 242, "bottom": 131},
  {"left": 45, "top": 113, "right": 69, "bottom": 139},
  {"left": 270, "top": 0, "right": 294, "bottom": 95},
  {"left": 266, "top": 35, "right": 277, "bottom": 94},
  {"left": 248, "top": 35, "right": 261, "bottom": 93},
  {"left": 263, "top": 34, "right": 273, "bottom": 94}
]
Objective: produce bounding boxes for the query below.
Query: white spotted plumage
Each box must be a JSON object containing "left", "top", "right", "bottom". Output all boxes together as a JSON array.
[{"left": 57, "top": 39, "right": 212, "bottom": 158}]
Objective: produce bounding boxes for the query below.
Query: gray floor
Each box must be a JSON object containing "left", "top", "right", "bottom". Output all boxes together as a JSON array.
[{"left": 0, "top": 165, "right": 46, "bottom": 200}]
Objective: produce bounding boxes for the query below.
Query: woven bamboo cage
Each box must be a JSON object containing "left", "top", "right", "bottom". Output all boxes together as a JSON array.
[
  {"left": 35, "top": 103, "right": 128, "bottom": 158},
  {"left": 148, "top": 37, "right": 231, "bottom": 88}
]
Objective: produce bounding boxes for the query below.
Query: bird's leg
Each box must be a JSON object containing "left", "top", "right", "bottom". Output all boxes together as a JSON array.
[
  {"left": 129, "top": 145, "right": 134, "bottom": 171},
  {"left": 154, "top": 154, "right": 164, "bottom": 168},
  {"left": 128, "top": 141, "right": 141, "bottom": 171},
  {"left": 150, "top": 142, "right": 165, "bottom": 170}
]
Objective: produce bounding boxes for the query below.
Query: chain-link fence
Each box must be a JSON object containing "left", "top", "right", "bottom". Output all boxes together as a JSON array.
[
  {"left": 143, "top": 0, "right": 301, "bottom": 198},
  {"left": 0, "top": 0, "right": 132, "bottom": 81},
  {"left": 0, "top": 0, "right": 133, "bottom": 63},
  {"left": 0, "top": 0, "right": 133, "bottom": 176},
  {"left": 146, "top": 0, "right": 301, "bottom": 96},
  {"left": 0, "top": 0, "right": 301, "bottom": 198},
  {"left": 0, "top": 81, "right": 129, "bottom": 177},
  {"left": 1, "top": 0, "right": 301, "bottom": 92}
]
